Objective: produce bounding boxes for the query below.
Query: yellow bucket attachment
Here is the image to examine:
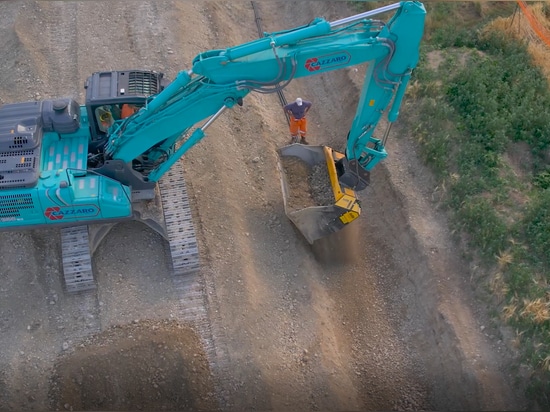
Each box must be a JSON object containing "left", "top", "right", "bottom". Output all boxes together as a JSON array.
[{"left": 277, "top": 144, "right": 361, "bottom": 244}]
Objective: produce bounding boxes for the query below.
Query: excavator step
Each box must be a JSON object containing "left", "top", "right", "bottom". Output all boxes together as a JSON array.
[
  {"left": 60, "top": 225, "right": 96, "bottom": 293},
  {"left": 159, "top": 160, "right": 200, "bottom": 276}
]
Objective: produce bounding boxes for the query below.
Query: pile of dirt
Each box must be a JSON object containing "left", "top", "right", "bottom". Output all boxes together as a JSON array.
[
  {"left": 48, "top": 320, "right": 217, "bottom": 411},
  {"left": 308, "top": 162, "right": 333, "bottom": 206},
  {"left": 279, "top": 155, "right": 334, "bottom": 211},
  {"left": 279, "top": 156, "right": 317, "bottom": 210}
]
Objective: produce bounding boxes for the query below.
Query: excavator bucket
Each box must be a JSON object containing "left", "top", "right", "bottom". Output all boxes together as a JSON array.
[{"left": 277, "top": 144, "right": 361, "bottom": 244}]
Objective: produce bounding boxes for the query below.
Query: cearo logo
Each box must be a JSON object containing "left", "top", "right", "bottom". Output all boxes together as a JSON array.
[
  {"left": 45, "top": 207, "right": 63, "bottom": 220},
  {"left": 44, "top": 205, "right": 99, "bottom": 220},
  {"left": 305, "top": 52, "right": 351, "bottom": 72},
  {"left": 305, "top": 58, "right": 321, "bottom": 72}
]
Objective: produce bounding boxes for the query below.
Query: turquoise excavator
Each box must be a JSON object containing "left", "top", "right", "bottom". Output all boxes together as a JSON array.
[{"left": 0, "top": 2, "right": 426, "bottom": 291}]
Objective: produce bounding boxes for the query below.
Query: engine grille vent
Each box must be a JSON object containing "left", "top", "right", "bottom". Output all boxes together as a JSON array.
[
  {"left": 0, "top": 193, "right": 35, "bottom": 218},
  {"left": 0, "top": 147, "right": 40, "bottom": 188},
  {"left": 10, "top": 136, "right": 29, "bottom": 149},
  {"left": 127, "top": 71, "right": 161, "bottom": 95}
]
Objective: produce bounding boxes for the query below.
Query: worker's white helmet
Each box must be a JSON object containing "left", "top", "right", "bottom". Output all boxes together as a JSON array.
[{"left": 296, "top": 97, "right": 303, "bottom": 106}]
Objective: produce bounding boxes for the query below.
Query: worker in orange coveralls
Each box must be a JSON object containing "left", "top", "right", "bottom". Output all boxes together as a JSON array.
[{"left": 284, "top": 97, "right": 312, "bottom": 144}]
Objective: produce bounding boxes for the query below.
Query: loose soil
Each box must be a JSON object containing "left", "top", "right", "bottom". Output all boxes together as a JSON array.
[
  {"left": 0, "top": 1, "right": 528, "bottom": 411},
  {"left": 49, "top": 320, "right": 217, "bottom": 411},
  {"left": 280, "top": 155, "right": 334, "bottom": 210},
  {"left": 280, "top": 156, "right": 317, "bottom": 210}
]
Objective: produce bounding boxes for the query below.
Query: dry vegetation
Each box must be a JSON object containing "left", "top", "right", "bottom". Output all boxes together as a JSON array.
[{"left": 487, "top": 2, "right": 550, "bottom": 81}]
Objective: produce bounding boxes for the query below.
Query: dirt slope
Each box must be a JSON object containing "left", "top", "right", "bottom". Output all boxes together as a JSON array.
[{"left": 0, "top": 1, "right": 527, "bottom": 411}]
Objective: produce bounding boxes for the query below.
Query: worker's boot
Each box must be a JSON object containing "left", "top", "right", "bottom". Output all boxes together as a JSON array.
[
  {"left": 300, "top": 136, "right": 309, "bottom": 145},
  {"left": 290, "top": 135, "right": 299, "bottom": 144}
]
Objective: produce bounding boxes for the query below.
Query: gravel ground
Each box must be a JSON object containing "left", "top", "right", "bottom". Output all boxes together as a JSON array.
[{"left": 0, "top": 1, "right": 527, "bottom": 411}]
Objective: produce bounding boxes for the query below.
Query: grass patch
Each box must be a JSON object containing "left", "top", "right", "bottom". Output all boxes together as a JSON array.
[
  {"left": 455, "top": 196, "right": 508, "bottom": 260},
  {"left": 409, "top": 3, "right": 550, "bottom": 408},
  {"left": 523, "top": 189, "right": 550, "bottom": 268}
]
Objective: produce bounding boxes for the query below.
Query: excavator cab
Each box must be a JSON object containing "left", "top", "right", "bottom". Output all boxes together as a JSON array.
[{"left": 84, "top": 70, "right": 167, "bottom": 143}]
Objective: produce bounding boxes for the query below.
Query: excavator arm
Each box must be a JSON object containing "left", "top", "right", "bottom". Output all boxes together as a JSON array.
[{"left": 105, "top": 1, "right": 425, "bottom": 191}]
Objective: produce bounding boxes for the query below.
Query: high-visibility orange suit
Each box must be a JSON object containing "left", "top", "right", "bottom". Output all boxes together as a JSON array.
[{"left": 284, "top": 97, "right": 312, "bottom": 144}]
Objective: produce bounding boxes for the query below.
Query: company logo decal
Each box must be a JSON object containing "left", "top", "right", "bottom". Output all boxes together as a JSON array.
[
  {"left": 305, "top": 52, "right": 351, "bottom": 72},
  {"left": 45, "top": 205, "right": 99, "bottom": 220}
]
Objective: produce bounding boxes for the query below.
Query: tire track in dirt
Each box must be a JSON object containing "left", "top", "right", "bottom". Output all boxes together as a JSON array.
[
  {"left": 0, "top": 2, "right": 33, "bottom": 103},
  {"left": 69, "top": 2, "right": 235, "bottom": 408},
  {"left": 34, "top": 2, "right": 80, "bottom": 98}
]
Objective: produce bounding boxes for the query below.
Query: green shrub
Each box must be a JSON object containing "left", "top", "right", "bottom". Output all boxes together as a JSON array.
[
  {"left": 412, "top": 98, "right": 456, "bottom": 176},
  {"left": 526, "top": 376, "right": 550, "bottom": 408},
  {"left": 523, "top": 189, "right": 550, "bottom": 268},
  {"left": 533, "top": 169, "right": 550, "bottom": 190},
  {"left": 506, "top": 262, "right": 537, "bottom": 297},
  {"left": 456, "top": 196, "right": 507, "bottom": 259},
  {"left": 444, "top": 31, "right": 550, "bottom": 180}
]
